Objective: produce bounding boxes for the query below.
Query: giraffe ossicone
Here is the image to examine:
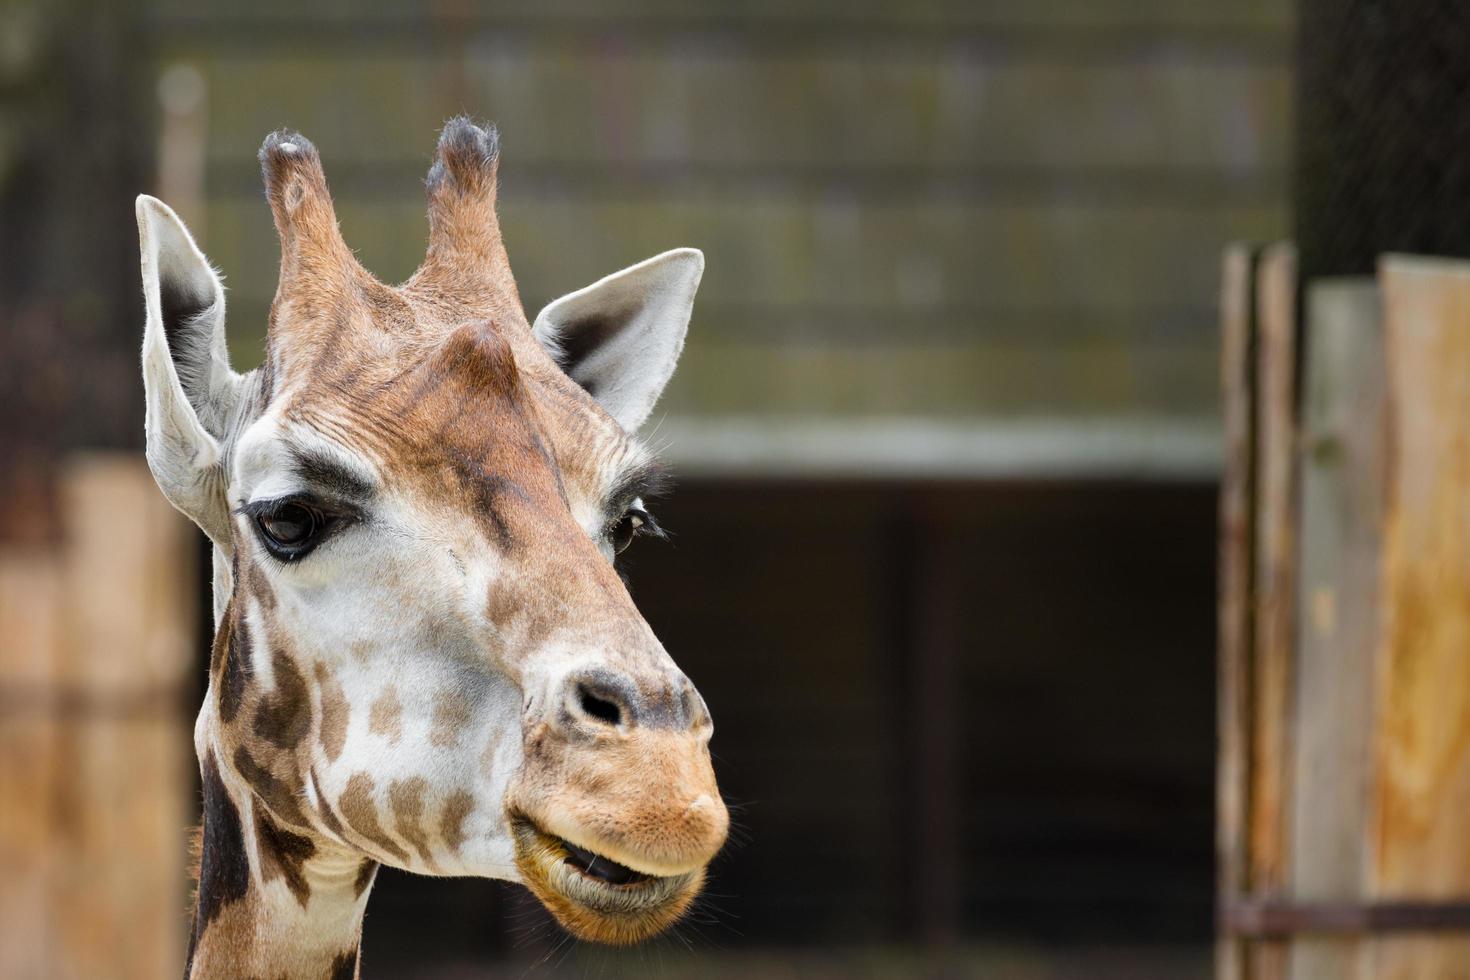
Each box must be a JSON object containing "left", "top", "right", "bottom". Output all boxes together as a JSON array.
[{"left": 138, "top": 117, "right": 727, "bottom": 979}]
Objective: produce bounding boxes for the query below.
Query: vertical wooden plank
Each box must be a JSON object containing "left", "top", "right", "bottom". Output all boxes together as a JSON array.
[
  {"left": 1370, "top": 256, "right": 1470, "bottom": 979},
  {"left": 1250, "top": 242, "right": 1298, "bottom": 979},
  {"left": 46, "top": 456, "right": 196, "bottom": 980},
  {"left": 1288, "top": 280, "right": 1384, "bottom": 980},
  {"left": 1218, "top": 242, "right": 1259, "bottom": 980},
  {"left": 0, "top": 552, "right": 64, "bottom": 979},
  {"left": 156, "top": 62, "right": 209, "bottom": 238},
  {"left": 60, "top": 456, "right": 195, "bottom": 695}
]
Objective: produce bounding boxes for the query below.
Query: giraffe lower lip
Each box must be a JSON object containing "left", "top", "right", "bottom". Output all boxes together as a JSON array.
[
  {"left": 560, "top": 840, "right": 654, "bottom": 886},
  {"left": 510, "top": 815, "right": 671, "bottom": 892},
  {"left": 508, "top": 812, "right": 705, "bottom": 944}
]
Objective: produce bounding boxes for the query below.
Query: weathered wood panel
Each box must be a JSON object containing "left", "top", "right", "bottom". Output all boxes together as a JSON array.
[
  {"left": 0, "top": 554, "right": 64, "bottom": 979},
  {"left": 1248, "top": 242, "right": 1296, "bottom": 979},
  {"left": 1217, "top": 243, "right": 1257, "bottom": 980},
  {"left": 1369, "top": 257, "right": 1470, "bottom": 978},
  {"left": 181, "top": 53, "right": 1288, "bottom": 177},
  {"left": 139, "top": 0, "right": 1291, "bottom": 427},
  {"left": 202, "top": 198, "right": 1284, "bottom": 319},
  {"left": 1288, "top": 280, "right": 1383, "bottom": 980},
  {"left": 0, "top": 456, "right": 196, "bottom": 980},
  {"left": 147, "top": 0, "right": 1293, "bottom": 32},
  {"left": 202, "top": 194, "right": 1276, "bottom": 421}
]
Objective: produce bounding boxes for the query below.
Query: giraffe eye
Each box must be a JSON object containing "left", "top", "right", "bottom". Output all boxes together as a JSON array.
[
  {"left": 254, "top": 502, "right": 326, "bottom": 560},
  {"left": 611, "top": 507, "right": 647, "bottom": 555}
]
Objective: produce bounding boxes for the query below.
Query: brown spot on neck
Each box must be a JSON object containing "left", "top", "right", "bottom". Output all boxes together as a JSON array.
[
  {"left": 430, "top": 689, "right": 474, "bottom": 748},
  {"left": 189, "top": 752, "right": 250, "bottom": 969},
  {"left": 233, "top": 746, "right": 306, "bottom": 828},
  {"left": 338, "top": 773, "right": 409, "bottom": 864},
  {"left": 327, "top": 947, "right": 360, "bottom": 980},
  {"left": 315, "top": 663, "right": 349, "bottom": 761},
  {"left": 388, "top": 777, "right": 437, "bottom": 869},
  {"left": 440, "top": 789, "right": 475, "bottom": 852},
  {"left": 352, "top": 859, "right": 378, "bottom": 898},
  {"left": 368, "top": 686, "right": 402, "bottom": 742},
  {"left": 254, "top": 808, "right": 316, "bottom": 908},
  {"left": 313, "top": 768, "right": 346, "bottom": 840}
]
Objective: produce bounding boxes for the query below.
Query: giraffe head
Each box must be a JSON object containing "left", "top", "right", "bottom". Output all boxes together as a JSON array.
[{"left": 138, "top": 119, "right": 727, "bottom": 945}]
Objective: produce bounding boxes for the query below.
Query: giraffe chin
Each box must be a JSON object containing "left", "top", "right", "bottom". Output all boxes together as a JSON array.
[{"left": 509, "top": 814, "right": 705, "bottom": 945}]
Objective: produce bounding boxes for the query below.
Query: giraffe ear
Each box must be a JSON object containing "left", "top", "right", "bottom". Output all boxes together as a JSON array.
[
  {"left": 137, "top": 195, "right": 244, "bottom": 542},
  {"left": 532, "top": 248, "right": 702, "bottom": 432}
]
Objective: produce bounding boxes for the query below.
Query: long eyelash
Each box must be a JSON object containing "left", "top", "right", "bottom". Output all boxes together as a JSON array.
[
  {"left": 638, "top": 509, "right": 668, "bottom": 540},
  {"left": 236, "top": 498, "right": 294, "bottom": 519},
  {"left": 236, "top": 496, "right": 357, "bottom": 522},
  {"left": 600, "top": 503, "right": 669, "bottom": 544},
  {"left": 610, "top": 461, "right": 674, "bottom": 511}
]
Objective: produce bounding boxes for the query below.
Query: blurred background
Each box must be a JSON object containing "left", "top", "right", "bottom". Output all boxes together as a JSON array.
[{"left": 0, "top": 0, "right": 1380, "bottom": 977}]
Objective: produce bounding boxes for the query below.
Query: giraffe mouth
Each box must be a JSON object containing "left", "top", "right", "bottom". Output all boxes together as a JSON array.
[
  {"left": 560, "top": 839, "right": 654, "bottom": 886},
  {"left": 508, "top": 813, "right": 704, "bottom": 945}
]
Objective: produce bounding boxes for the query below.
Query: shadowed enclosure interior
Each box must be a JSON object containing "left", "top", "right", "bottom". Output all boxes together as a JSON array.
[{"left": 342, "top": 480, "right": 1217, "bottom": 972}]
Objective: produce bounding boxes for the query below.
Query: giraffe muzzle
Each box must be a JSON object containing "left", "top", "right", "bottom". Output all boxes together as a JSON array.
[
  {"left": 508, "top": 813, "right": 706, "bottom": 945},
  {"left": 504, "top": 702, "right": 728, "bottom": 944}
]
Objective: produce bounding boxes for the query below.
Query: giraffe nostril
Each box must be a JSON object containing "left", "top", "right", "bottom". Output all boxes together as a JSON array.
[{"left": 577, "top": 684, "right": 623, "bottom": 726}]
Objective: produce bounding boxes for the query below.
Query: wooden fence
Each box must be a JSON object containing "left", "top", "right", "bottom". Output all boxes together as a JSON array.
[
  {"left": 0, "top": 456, "right": 196, "bottom": 979},
  {"left": 1218, "top": 245, "right": 1470, "bottom": 977}
]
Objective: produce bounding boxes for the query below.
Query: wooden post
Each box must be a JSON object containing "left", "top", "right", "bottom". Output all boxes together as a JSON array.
[
  {"left": 1288, "top": 279, "right": 1384, "bottom": 980},
  {"left": 1249, "top": 243, "right": 1299, "bottom": 980},
  {"left": 1220, "top": 249, "right": 1470, "bottom": 973},
  {"left": 1369, "top": 257, "right": 1470, "bottom": 977},
  {"left": 0, "top": 455, "right": 196, "bottom": 979},
  {"left": 1218, "top": 242, "right": 1259, "bottom": 980},
  {"left": 156, "top": 62, "right": 208, "bottom": 241},
  {"left": 0, "top": 552, "right": 65, "bottom": 978}
]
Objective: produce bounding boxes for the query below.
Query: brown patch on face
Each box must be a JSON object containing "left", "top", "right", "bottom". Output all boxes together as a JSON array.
[
  {"left": 353, "top": 859, "right": 378, "bottom": 898},
  {"left": 485, "top": 585, "right": 517, "bottom": 629},
  {"left": 485, "top": 582, "right": 555, "bottom": 651},
  {"left": 430, "top": 690, "right": 473, "bottom": 748},
  {"left": 440, "top": 789, "right": 475, "bottom": 852},
  {"left": 368, "top": 686, "right": 402, "bottom": 742},
  {"left": 233, "top": 746, "right": 306, "bottom": 828},
  {"left": 254, "top": 807, "right": 315, "bottom": 908},
  {"left": 338, "top": 772, "right": 409, "bottom": 864},
  {"left": 315, "top": 663, "right": 349, "bottom": 761},
  {"left": 208, "top": 599, "right": 230, "bottom": 676},
  {"left": 218, "top": 611, "right": 252, "bottom": 725},
  {"left": 255, "top": 646, "right": 311, "bottom": 749},
  {"left": 248, "top": 560, "right": 277, "bottom": 612},
  {"left": 388, "top": 777, "right": 437, "bottom": 868}
]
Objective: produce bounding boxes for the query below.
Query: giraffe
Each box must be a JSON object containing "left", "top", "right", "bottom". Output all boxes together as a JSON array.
[{"left": 136, "top": 118, "right": 728, "bottom": 979}]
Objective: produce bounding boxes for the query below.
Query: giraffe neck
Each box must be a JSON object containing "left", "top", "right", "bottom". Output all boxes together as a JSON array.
[{"left": 184, "top": 739, "right": 376, "bottom": 980}]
